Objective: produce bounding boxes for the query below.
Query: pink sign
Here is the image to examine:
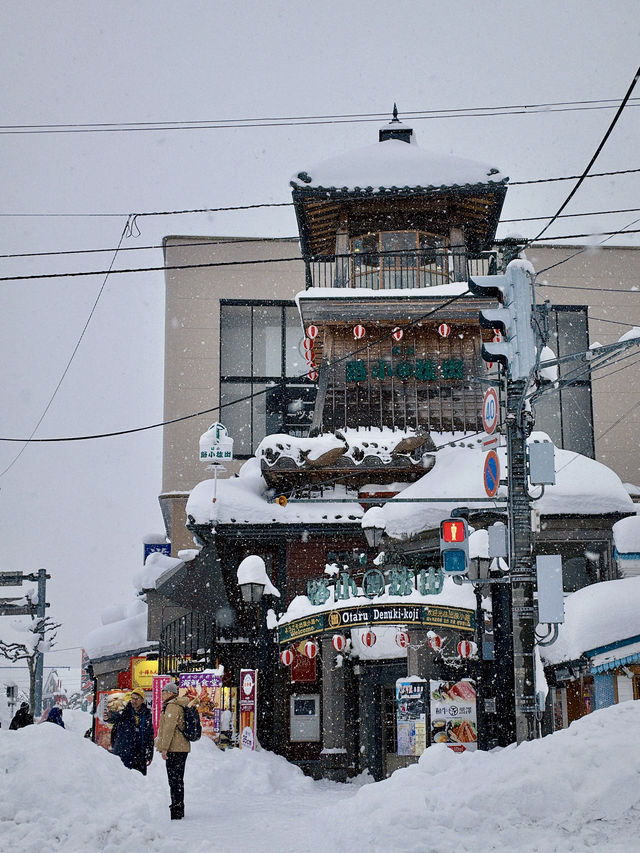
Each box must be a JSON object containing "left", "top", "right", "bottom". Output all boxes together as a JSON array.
[
  {"left": 152, "top": 675, "right": 172, "bottom": 737},
  {"left": 178, "top": 671, "right": 223, "bottom": 742},
  {"left": 239, "top": 669, "right": 257, "bottom": 750}
]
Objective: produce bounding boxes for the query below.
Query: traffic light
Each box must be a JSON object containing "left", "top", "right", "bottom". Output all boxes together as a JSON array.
[
  {"left": 468, "top": 261, "right": 536, "bottom": 381},
  {"left": 440, "top": 518, "right": 469, "bottom": 574}
]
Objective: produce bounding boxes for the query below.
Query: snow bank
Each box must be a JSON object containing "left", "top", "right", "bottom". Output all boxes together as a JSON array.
[{"left": 2, "top": 700, "right": 640, "bottom": 852}]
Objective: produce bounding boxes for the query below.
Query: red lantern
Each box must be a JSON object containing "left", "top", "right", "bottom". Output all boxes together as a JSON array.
[
  {"left": 392, "top": 327, "right": 404, "bottom": 342},
  {"left": 303, "top": 640, "right": 318, "bottom": 659},
  {"left": 395, "top": 630, "right": 410, "bottom": 648},
  {"left": 332, "top": 634, "right": 347, "bottom": 653},
  {"left": 428, "top": 633, "right": 443, "bottom": 652},
  {"left": 306, "top": 325, "right": 318, "bottom": 340},
  {"left": 457, "top": 640, "right": 478, "bottom": 659},
  {"left": 304, "top": 348, "right": 315, "bottom": 362},
  {"left": 280, "top": 649, "right": 294, "bottom": 666},
  {"left": 353, "top": 324, "right": 366, "bottom": 340},
  {"left": 492, "top": 329, "right": 502, "bottom": 342},
  {"left": 362, "top": 630, "right": 377, "bottom": 648},
  {"left": 438, "top": 323, "right": 451, "bottom": 338},
  {"left": 303, "top": 337, "right": 314, "bottom": 351},
  {"left": 308, "top": 369, "right": 319, "bottom": 381}
]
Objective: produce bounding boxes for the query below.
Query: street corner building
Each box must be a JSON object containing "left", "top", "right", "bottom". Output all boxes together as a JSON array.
[{"left": 91, "top": 111, "right": 640, "bottom": 779}]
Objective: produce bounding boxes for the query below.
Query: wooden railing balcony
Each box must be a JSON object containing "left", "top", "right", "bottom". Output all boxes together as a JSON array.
[{"left": 307, "top": 249, "right": 500, "bottom": 290}]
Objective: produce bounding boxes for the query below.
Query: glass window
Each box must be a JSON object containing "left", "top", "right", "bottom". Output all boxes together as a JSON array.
[
  {"left": 220, "top": 304, "right": 252, "bottom": 377},
  {"left": 286, "top": 306, "right": 306, "bottom": 378},
  {"left": 252, "top": 305, "right": 282, "bottom": 377},
  {"left": 220, "top": 302, "right": 316, "bottom": 457}
]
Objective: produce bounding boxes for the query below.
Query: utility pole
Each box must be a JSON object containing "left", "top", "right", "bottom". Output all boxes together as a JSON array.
[
  {"left": 0, "top": 569, "right": 51, "bottom": 716},
  {"left": 469, "top": 262, "right": 538, "bottom": 743}
]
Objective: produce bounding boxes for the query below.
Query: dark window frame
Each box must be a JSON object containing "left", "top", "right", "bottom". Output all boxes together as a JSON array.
[{"left": 220, "top": 299, "right": 315, "bottom": 458}]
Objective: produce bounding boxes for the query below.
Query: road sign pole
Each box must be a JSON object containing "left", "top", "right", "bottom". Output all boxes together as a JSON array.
[{"left": 506, "top": 379, "right": 536, "bottom": 744}]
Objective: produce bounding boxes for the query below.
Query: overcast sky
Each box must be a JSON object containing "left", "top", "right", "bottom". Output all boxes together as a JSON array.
[{"left": 1, "top": 1, "right": 639, "bottom": 672}]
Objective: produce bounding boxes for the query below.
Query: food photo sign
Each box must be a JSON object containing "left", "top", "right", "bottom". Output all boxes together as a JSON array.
[
  {"left": 429, "top": 679, "right": 477, "bottom": 752},
  {"left": 396, "top": 678, "right": 428, "bottom": 756}
]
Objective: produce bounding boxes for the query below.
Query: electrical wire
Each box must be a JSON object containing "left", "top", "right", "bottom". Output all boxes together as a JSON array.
[
  {"left": 1, "top": 166, "right": 640, "bottom": 220},
  {"left": 4, "top": 207, "right": 640, "bottom": 261},
  {"left": 0, "top": 290, "right": 471, "bottom": 443},
  {"left": 2, "top": 98, "right": 639, "bottom": 135},
  {"left": 0, "top": 217, "right": 131, "bottom": 476},
  {"left": 532, "top": 65, "right": 640, "bottom": 242}
]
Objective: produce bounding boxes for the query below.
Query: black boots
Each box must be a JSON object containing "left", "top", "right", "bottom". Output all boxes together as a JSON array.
[{"left": 170, "top": 803, "right": 184, "bottom": 820}]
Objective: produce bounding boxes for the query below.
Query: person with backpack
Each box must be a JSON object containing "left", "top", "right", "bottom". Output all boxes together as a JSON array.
[
  {"left": 155, "top": 682, "right": 199, "bottom": 820},
  {"left": 109, "top": 688, "right": 154, "bottom": 775}
]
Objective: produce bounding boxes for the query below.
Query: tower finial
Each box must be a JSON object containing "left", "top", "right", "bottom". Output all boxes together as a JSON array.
[{"left": 392, "top": 103, "right": 399, "bottom": 122}]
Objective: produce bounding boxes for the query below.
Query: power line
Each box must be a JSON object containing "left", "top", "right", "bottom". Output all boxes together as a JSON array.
[
  {"left": 0, "top": 290, "right": 470, "bottom": 444},
  {"left": 1, "top": 166, "right": 640, "bottom": 221},
  {"left": 0, "top": 219, "right": 131, "bottom": 477},
  {"left": 533, "top": 65, "right": 640, "bottom": 242},
  {"left": 2, "top": 98, "right": 640, "bottom": 135},
  {"left": 4, "top": 207, "right": 640, "bottom": 262}
]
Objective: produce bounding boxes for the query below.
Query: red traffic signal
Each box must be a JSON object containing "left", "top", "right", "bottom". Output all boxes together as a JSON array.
[{"left": 441, "top": 519, "right": 467, "bottom": 543}]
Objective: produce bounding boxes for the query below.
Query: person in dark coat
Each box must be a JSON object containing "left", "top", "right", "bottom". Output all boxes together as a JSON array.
[
  {"left": 109, "top": 688, "right": 154, "bottom": 775},
  {"left": 9, "top": 702, "right": 34, "bottom": 730},
  {"left": 45, "top": 707, "right": 65, "bottom": 727}
]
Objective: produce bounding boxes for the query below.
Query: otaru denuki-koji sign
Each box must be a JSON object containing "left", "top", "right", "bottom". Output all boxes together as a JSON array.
[{"left": 278, "top": 604, "right": 475, "bottom": 644}]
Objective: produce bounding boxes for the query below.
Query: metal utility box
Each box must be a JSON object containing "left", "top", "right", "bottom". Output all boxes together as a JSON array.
[
  {"left": 289, "top": 694, "right": 320, "bottom": 742},
  {"left": 529, "top": 442, "right": 556, "bottom": 485},
  {"left": 536, "top": 555, "right": 565, "bottom": 623}
]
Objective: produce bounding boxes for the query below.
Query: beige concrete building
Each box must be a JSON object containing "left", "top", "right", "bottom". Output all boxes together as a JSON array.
[{"left": 160, "top": 236, "right": 640, "bottom": 551}]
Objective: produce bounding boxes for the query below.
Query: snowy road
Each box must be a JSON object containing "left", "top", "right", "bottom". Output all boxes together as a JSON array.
[{"left": 2, "top": 702, "right": 640, "bottom": 852}]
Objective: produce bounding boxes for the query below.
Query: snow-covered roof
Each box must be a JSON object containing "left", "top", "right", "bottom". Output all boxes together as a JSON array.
[
  {"left": 541, "top": 576, "right": 640, "bottom": 665},
  {"left": 367, "top": 432, "right": 633, "bottom": 540},
  {"left": 132, "top": 551, "right": 184, "bottom": 593},
  {"left": 612, "top": 515, "right": 640, "bottom": 554},
  {"left": 186, "top": 457, "right": 364, "bottom": 527},
  {"left": 291, "top": 138, "right": 506, "bottom": 193},
  {"left": 84, "top": 598, "right": 156, "bottom": 661},
  {"left": 296, "top": 282, "right": 469, "bottom": 306}
]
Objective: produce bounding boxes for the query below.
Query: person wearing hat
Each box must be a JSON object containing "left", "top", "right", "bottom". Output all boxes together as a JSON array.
[
  {"left": 109, "top": 687, "right": 154, "bottom": 775},
  {"left": 155, "top": 682, "right": 191, "bottom": 820},
  {"left": 9, "top": 702, "right": 34, "bottom": 730}
]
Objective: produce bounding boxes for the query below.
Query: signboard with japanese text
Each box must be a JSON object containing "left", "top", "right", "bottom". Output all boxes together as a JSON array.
[
  {"left": 279, "top": 602, "right": 474, "bottom": 645},
  {"left": 178, "top": 671, "right": 223, "bottom": 742},
  {"left": 396, "top": 679, "right": 428, "bottom": 757},
  {"left": 130, "top": 657, "right": 158, "bottom": 690},
  {"left": 429, "top": 679, "right": 477, "bottom": 752},
  {"left": 94, "top": 690, "right": 124, "bottom": 752},
  {"left": 239, "top": 669, "right": 257, "bottom": 750}
]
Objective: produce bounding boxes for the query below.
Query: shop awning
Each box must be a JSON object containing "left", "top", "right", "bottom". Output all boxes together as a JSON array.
[{"left": 588, "top": 639, "right": 640, "bottom": 674}]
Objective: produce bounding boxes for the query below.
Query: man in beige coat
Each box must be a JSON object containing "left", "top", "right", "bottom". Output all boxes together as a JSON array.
[{"left": 155, "top": 682, "right": 191, "bottom": 820}]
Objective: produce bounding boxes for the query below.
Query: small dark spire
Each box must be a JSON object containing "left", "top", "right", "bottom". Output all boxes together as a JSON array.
[{"left": 379, "top": 104, "right": 413, "bottom": 143}]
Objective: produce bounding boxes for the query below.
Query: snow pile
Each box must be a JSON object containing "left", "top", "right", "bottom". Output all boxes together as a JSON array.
[
  {"left": 133, "top": 551, "right": 183, "bottom": 592},
  {"left": 542, "top": 576, "right": 640, "bottom": 665},
  {"left": 236, "top": 555, "right": 280, "bottom": 598},
  {"left": 613, "top": 515, "right": 640, "bottom": 554},
  {"left": 368, "top": 432, "right": 633, "bottom": 540},
  {"left": 291, "top": 138, "right": 505, "bottom": 192},
  {"left": 85, "top": 597, "right": 155, "bottom": 661},
  {"left": 187, "top": 457, "right": 364, "bottom": 527},
  {"left": 2, "top": 701, "right": 640, "bottom": 852}
]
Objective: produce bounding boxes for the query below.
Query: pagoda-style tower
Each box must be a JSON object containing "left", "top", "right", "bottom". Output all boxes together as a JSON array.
[{"left": 291, "top": 111, "right": 508, "bottom": 436}]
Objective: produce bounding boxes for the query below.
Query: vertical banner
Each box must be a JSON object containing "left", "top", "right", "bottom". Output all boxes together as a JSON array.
[
  {"left": 152, "top": 675, "right": 172, "bottom": 738},
  {"left": 80, "top": 649, "right": 93, "bottom": 710},
  {"left": 239, "top": 669, "right": 257, "bottom": 750},
  {"left": 178, "top": 671, "right": 223, "bottom": 742},
  {"left": 396, "top": 679, "right": 428, "bottom": 756},
  {"left": 429, "top": 678, "right": 477, "bottom": 752}
]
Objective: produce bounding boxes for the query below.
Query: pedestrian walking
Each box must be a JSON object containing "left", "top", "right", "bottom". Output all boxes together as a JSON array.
[
  {"left": 9, "top": 702, "right": 34, "bottom": 730},
  {"left": 109, "top": 688, "right": 154, "bottom": 775},
  {"left": 155, "top": 682, "right": 191, "bottom": 820}
]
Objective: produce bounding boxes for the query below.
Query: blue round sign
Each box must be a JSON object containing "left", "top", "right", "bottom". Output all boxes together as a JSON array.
[{"left": 483, "top": 450, "right": 500, "bottom": 498}]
